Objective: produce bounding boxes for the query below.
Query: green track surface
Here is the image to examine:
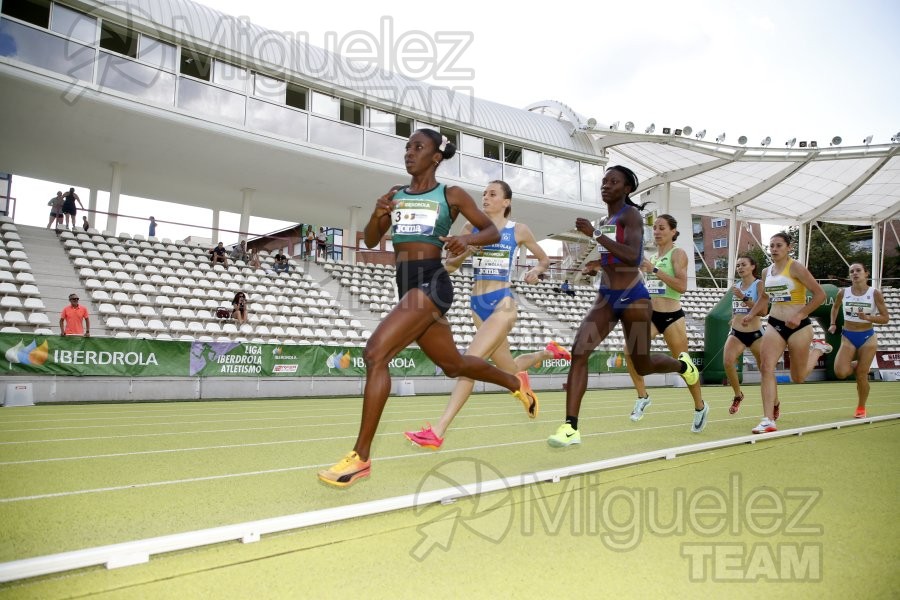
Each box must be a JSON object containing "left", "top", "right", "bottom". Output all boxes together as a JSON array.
[{"left": 0, "top": 382, "right": 897, "bottom": 598}]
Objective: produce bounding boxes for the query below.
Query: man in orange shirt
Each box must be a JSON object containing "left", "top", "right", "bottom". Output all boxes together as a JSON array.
[{"left": 60, "top": 294, "right": 90, "bottom": 337}]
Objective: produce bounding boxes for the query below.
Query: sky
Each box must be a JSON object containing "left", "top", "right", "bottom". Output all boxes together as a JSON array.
[{"left": 7, "top": 0, "right": 900, "bottom": 245}]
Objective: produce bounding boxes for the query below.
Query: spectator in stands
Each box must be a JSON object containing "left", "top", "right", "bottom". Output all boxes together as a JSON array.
[
  {"left": 624, "top": 214, "right": 708, "bottom": 429},
  {"left": 82, "top": 215, "right": 90, "bottom": 231},
  {"left": 273, "top": 251, "right": 290, "bottom": 273},
  {"left": 405, "top": 179, "right": 563, "bottom": 450},
  {"left": 230, "top": 240, "right": 249, "bottom": 263},
  {"left": 316, "top": 227, "right": 328, "bottom": 260},
  {"left": 742, "top": 232, "right": 827, "bottom": 434},
  {"left": 553, "top": 279, "right": 576, "bottom": 297},
  {"left": 208, "top": 242, "right": 229, "bottom": 267},
  {"left": 546, "top": 166, "right": 699, "bottom": 449},
  {"left": 61, "top": 187, "right": 84, "bottom": 230},
  {"left": 724, "top": 254, "right": 769, "bottom": 415},
  {"left": 828, "top": 262, "right": 890, "bottom": 418},
  {"left": 248, "top": 247, "right": 263, "bottom": 271},
  {"left": 60, "top": 293, "right": 90, "bottom": 337},
  {"left": 231, "top": 291, "right": 248, "bottom": 325},
  {"left": 304, "top": 226, "right": 314, "bottom": 260},
  {"left": 46, "top": 191, "right": 64, "bottom": 229},
  {"left": 317, "top": 128, "right": 537, "bottom": 488},
  {"left": 148, "top": 216, "right": 157, "bottom": 237}
]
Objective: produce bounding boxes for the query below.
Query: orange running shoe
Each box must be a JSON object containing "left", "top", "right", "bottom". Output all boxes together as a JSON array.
[
  {"left": 729, "top": 392, "right": 743, "bottom": 414},
  {"left": 545, "top": 340, "right": 571, "bottom": 361},
  {"left": 317, "top": 451, "right": 371, "bottom": 488},
  {"left": 854, "top": 408, "right": 867, "bottom": 419},
  {"left": 512, "top": 371, "right": 539, "bottom": 418}
]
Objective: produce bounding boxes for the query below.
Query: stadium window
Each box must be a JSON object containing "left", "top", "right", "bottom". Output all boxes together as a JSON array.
[
  {"left": 286, "top": 83, "right": 308, "bottom": 110},
  {"left": 180, "top": 49, "right": 211, "bottom": 81},
  {"left": 311, "top": 91, "right": 339, "bottom": 118},
  {"left": 711, "top": 218, "right": 726, "bottom": 228},
  {"left": 395, "top": 115, "right": 413, "bottom": 138},
  {"left": 340, "top": 99, "right": 363, "bottom": 125},
  {"left": 213, "top": 60, "right": 248, "bottom": 92},
  {"left": 504, "top": 144, "right": 523, "bottom": 165},
  {"left": 50, "top": 4, "right": 96, "bottom": 44},
  {"left": 138, "top": 34, "right": 175, "bottom": 71},
  {"left": 441, "top": 128, "right": 459, "bottom": 148},
  {"left": 522, "top": 149, "right": 542, "bottom": 169},
  {"left": 100, "top": 20, "right": 138, "bottom": 58},
  {"left": 367, "top": 108, "right": 395, "bottom": 133},
  {"left": 2, "top": 0, "right": 50, "bottom": 28},
  {"left": 483, "top": 140, "right": 501, "bottom": 161},
  {"left": 713, "top": 238, "right": 728, "bottom": 249},
  {"left": 461, "top": 133, "right": 483, "bottom": 155}
]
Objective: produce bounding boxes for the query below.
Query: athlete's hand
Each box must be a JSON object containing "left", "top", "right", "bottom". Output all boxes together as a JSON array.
[
  {"left": 575, "top": 217, "right": 594, "bottom": 238},
  {"left": 731, "top": 285, "right": 743, "bottom": 299},
  {"left": 523, "top": 268, "right": 541, "bottom": 284},
  {"left": 741, "top": 315, "right": 752, "bottom": 327},
  {"left": 582, "top": 260, "right": 601, "bottom": 276},
  {"left": 440, "top": 235, "right": 468, "bottom": 257},
  {"left": 785, "top": 314, "right": 802, "bottom": 328},
  {"left": 640, "top": 258, "right": 654, "bottom": 273},
  {"left": 373, "top": 186, "right": 402, "bottom": 219},
  {"left": 828, "top": 324, "right": 837, "bottom": 334}
]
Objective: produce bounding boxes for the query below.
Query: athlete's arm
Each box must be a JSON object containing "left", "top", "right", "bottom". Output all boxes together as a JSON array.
[
  {"left": 516, "top": 223, "right": 550, "bottom": 283},
  {"left": 441, "top": 185, "right": 498, "bottom": 256}
]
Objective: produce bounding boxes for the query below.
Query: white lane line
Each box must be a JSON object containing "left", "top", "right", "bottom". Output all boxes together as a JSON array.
[{"left": 2, "top": 409, "right": 895, "bottom": 503}]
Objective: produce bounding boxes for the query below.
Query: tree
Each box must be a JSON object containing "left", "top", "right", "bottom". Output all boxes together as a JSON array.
[{"left": 806, "top": 223, "right": 871, "bottom": 283}]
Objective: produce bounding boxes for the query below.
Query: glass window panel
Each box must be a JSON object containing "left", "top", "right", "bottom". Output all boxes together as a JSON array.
[
  {"left": 246, "top": 98, "right": 307, "bottom": 140},
  {"left": 504, "top": 144, "right": 523, "bottom": 165},
  {"left": 461, "top": 133, "right": 482, "bottom": 155},
  {"left": 483, "top": 140, "right": 501, "bottom": 161},
  {"left": 441, "top": 128, "right": 459, "bottom": 149},
  {"left": 309, "top": 115, "right": 363, "bottom": 154},
  {"left": 395, "top": 115, "right": 413, "bottom": 138},
  {"left": 368, "top": 108, "right": 395, "bottom": 134},
  {"left": 50, "top": 4, "right": 96, "bottom": 44},
  {"left": 100, "top": 20, "right": 137, "bottom": 58},
  {"left": 580, "top": 163, "right": 603, "bottom": 205},
  {"left": 364, "top": 131, "right": 405, "bottom": 165},
  {"left": 311, "top": 92, "right": 340, "bottom": 119},
  {"left": 213, "top": 60, "right": 248, "bottom": 92},
  {"left": 438, "top": 154, "right": 460, "bottom": 178},
  {"left": 254, "top": 73, "right": 285, "bottom": 102},
  {"left": 286, "top": 82, "right": 307, "bottom": 109},
  {"left": 340, "top": 98, "right": 363, "bottom": 125},
  {"left": 1, "top": 0, "right": 50, "bottom": 28},
  {"left": 523, "top": 149, "right": 542, "bottom": 169},
  {"left": 138, "top": 34, "right": 175, "bottom": 71},
  {"left": 543, "top": 155, "right": 579, "bottom": 202},
  {"left": 177, "top": 77, "right": 245, "bottom": 125},
  {"left": 460, "top": 155, "right": 502, "bottom": 185},
  {"left": 179, "top": 49, "right": 210, "bottom": 81},
  {"left": 98, "top": 51, "right": 175, "bottom": 105},
  {"left": 502, "top": 165, "right": 543, "bottom": 196},
  {"left": 0, "top": 18, "right": 94, "bottom": 80}
]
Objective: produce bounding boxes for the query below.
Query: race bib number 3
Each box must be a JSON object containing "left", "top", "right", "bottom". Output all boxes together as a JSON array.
[{"left": 393, "top": 200, "right": 439, "bottom": 236}]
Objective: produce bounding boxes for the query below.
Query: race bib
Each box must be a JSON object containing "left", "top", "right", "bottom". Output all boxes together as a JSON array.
[
  {"left": 646, "top": 277, "right": 666, "bottom": 295},
  {"left": 845, "top": 300, "right": 872, "bottom": 317},
  {"left": 766, "top": 284, "right": 791, "bottom": 303},
  {"left": 732, "top": 299, "right": 749, "bottom": 314},
  {"left": 392, "top": 200, "right": 439, "bottom": 236},
  {"left": 473, "top": 249, "right": 510, "bottom": 277},
  {"left": 597, "top": 224, "right": 616, "bottom": 243}
]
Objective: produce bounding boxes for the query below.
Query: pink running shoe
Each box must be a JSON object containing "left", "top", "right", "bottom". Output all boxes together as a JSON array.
[
  {"left": 545, "top": 340, "right": 571, "bottom": 361},
  {"left": 404, "top": 425, "right": 444, "bottom": 450}
]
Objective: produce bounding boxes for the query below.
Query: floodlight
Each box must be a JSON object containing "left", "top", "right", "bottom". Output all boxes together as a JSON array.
[
  {"left": 586, "top": 117, "right": 597, "bottom": 129},
  {"left": 683, "top": 126, "right": 693, "bottom": 136},
  {"left": 738, "top": 135, "right": 748, "bottom": 145},
  {"left": 863, "top": 135, "right": 873, "bottom": 145},
  {"left": 695, "top": 129, "right": 706, "bottom": 140},
  {"left": 830, "top": 136, "right": 842, "bottom": 146},
  {"left": 785, "top": 137, "right": 796, "bottom": 148},
  {"left": 810, "top": 141, "right": 818, "bottom": 147},
  {"left": 715, "top": 133, "right": 726, "bottom": 143},
  {"left": 799, "top": 141, "right": 808, "bottom": 148},
  {"left": 609, "top": 121, "right": 619, "bottom": 130},
  {"left": 662, "top": 127, "right": 671, "bottom": 134},
  {"left": 624, "top": 121, "right": 635, "bottom": 132},
  {"left": 761, "top": 136, "right": 771, "bottom": 147},
  {"left": 645, "top": 123, "right": 655, "bottom": 134},
  {"left": 891, "top": 131, "right": 900, "bottom": 143}
]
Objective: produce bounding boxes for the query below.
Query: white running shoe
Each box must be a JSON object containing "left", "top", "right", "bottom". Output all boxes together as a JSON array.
[
  {"left": 630, "top": 397, "right": 651, "bottom": 422},
  {"left": 751, "top": 418, "right": 778, "bottom": 434},
  {"left": 691, "top": 402, "right": 709, "bottom": 433},
  {"left": 811, "top": 340, "right": 833, "bottom": 354}
]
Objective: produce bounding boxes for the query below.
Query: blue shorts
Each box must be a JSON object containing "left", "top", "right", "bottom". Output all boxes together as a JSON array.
[
  {"left": 842, "top": 329, "right": 875, "bottom": 349},
  {"left": 599, "top": 283, "right": 651, "bottom": 320},
  {"left": 471, "top": 287, "right": 514, "bottom": 322}
]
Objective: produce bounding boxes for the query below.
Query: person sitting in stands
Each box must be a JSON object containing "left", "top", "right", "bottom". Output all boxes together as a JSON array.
[
  {"left": 273, "top": 251, "right": 290, "bottom": 273},
  {"left": 208, "top": 242, "right": 229, "bottom": 267},
  {"left": 248, "top": 248, "right": 263, "bottom": 271},
  {"left": 230, "top": 240, "right": 249, "bottom": 263},
  {"left": 554, "top": 279, "right": 576, "bottom": 297},
  {"left": 232, "top": 292, "right": 248, "bottom": 325}
]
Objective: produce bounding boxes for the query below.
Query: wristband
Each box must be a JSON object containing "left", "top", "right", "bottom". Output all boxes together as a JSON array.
[{"left": 652, "top": 267, "right": 659, "bottom": 274}]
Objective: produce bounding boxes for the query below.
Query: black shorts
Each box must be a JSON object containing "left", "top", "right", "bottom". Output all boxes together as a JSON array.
[
  {"left": 767, "top": 316, "right": 811, "bottom": 342},
  {"left": 395, "top": 258, "right": 454, "bottom": 316},
  {"left": 651, "top": 309, "right": 685, "bottom": 334},
  {"left": 62, "top": 204, "right": 76, "bottom": 216},
  {"left": 731, "top": 328, "right": 763, "bottom": 347}
]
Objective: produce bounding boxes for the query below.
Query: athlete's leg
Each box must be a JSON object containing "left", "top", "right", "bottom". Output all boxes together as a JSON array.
[
  {"left": 662, "top": 318, "right": 704, "bottom": 410},
  {"left": 758, "top": 328, "right": 787, "bottom": 420},
  {"left": 854, "top": 335, "right": 878, "bottom": 411}
]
